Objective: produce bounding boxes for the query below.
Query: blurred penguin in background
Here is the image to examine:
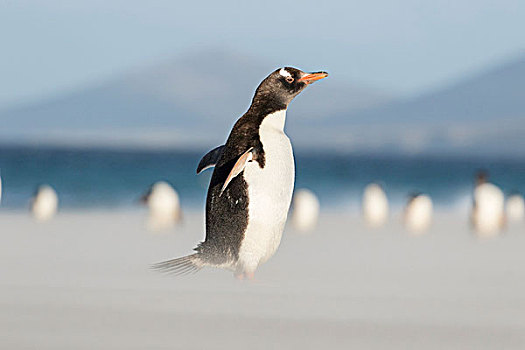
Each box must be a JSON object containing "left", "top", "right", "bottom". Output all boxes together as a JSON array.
[
  {"left": 403, "top": 192, "right": 433, "bottom": 234},
  {"left": 362, "top": 183, "right": 389, "bottom": 228},
  {"left": 31, "top": 185, "right": 58, "bottom": 221},
  {"left": 141, "top": 181, "right": 182, "bottom": 231},
  {"left": 291, "top": 188, "right": 320, "bottom": 232},
  {"left": 471, "top": 170, "right": 505, "bottom": 237},
  {"left": 506, "top": 192, "right": 525, "bottom": 223},
  {"left": 0, "top": 171, "right": 2, "bottom": 205}
]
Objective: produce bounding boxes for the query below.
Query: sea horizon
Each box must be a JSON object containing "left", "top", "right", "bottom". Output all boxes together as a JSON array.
[{"left": 0, "top": 145, "right": 523, "bottom": 212}]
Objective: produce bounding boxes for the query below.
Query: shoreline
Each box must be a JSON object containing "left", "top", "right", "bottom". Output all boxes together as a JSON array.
[{"left": 1, "top": 210, "right": 524, "bottom": 348}]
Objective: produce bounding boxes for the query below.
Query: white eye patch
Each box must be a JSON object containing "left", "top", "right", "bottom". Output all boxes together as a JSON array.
[{"left": 279, "top": 68, "right": 291, "bottom": 78}]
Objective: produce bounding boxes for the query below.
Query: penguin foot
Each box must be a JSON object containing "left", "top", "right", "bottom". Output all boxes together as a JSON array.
[{"left": 234, "top": 271, "right": 255, "bottom": 281}]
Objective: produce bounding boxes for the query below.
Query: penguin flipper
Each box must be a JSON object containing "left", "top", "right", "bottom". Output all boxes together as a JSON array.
[
  {"left": 220, "top": 147, "right": 254, "bottom": 196},
  {"left": 197, "top": 145, "right": 225, "bottom": 174},
  {"left": 152, "top": 253, "right": 203, "bottom": 275}
]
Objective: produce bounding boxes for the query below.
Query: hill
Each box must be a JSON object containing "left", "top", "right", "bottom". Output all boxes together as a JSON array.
[
  {"left": 0, "top": 49, "right": 389, "bottom": 149},
  {"left": 318, "top": 54, "right": 525, "bottom": 156}
]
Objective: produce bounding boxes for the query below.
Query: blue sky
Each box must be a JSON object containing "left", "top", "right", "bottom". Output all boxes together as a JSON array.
[{"left": 1, "top": 0, "right": 524, "bottom": 108}]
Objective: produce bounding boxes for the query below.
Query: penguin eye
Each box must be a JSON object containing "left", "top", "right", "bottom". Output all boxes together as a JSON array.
[{"left": 285, "top": 76, "right": 294, "bottom": 83}]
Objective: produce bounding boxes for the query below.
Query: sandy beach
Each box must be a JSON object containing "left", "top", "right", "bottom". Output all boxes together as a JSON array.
[{"left": 1, "top": 210, "right": 525, "bottom": 349}]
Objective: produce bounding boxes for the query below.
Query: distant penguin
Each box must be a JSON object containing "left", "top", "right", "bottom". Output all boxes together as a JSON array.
[
  {"left": 0, "top": 171, "right": 2, "bottom": 205},
  {"left": 31, "top": 185, "right": 58, "bottom": 221},
  {"left": 141, "top": 181, "right": 182, "bottom": 231},
  {"left": 362, "top": 183, "right": 389, "bottom": 228},
  {"left": 154, "top": 67, "right": 328, "bottom": 279},
  {"left": 471, "top": 171, "right": 505, "bottom": 236},
  {"left": 403, "top": 193, "right": 433, "bottom": 234},
  {"left": 291, "top": 188, "right": 320, "bottom": 232},
  {"left": 506, "top": 192, "right": 525, "bottom": 222}
]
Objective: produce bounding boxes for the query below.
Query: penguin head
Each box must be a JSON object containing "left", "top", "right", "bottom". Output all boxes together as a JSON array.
[
  {"left": 407, "top": 191, "right": 423, "bottom": 203},
  {"left": 253, "top": 67, "right": 328, "bottom": 106},
  {"left": 475, "top": 169, "right": 489, "bottom": 185},
  {"left": 140, "top": 181, "right": 175, "bottom": 205},
  {"left": 139, "top": 186, "right": 152, "bottom": 204}
]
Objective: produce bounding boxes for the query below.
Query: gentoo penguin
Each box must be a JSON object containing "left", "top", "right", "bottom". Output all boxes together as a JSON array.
[
  {"left": 141, "top": 181, "right": 182, "bottom": 231},
  {"left": 154, "top": 67, "right": 328, "bottom": 279},
  {"left": 31, "top": 185, "right": 58, "bottom": 221},
  {"left": 403, "top": 192, "right": 433, "bottom": 234},
  {"left": 506, "top": 192, "right": 525, "bottom": 222},
  {"left": 362, "top": 183, "right": 389, "bottom": 228},
  {"left": 291, "top": 188, "right": 320, "bottom": 232},
  {"left": 471, "top": 171, "right": 505, "bottom": 237}
]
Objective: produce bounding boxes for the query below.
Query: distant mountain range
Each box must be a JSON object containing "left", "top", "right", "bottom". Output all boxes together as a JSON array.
[
  {"left": 1, "top": 49, "right": 524, "bottom": 156},
  {"left": 314, "top": 53, "right": 525, "bottom": 156},
  {"left": 0, "top": 49, "right": 389, "bottom": 149}
]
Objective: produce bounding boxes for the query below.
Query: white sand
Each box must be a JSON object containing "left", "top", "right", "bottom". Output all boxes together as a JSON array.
[{"left": 1, "top": 210, "right": 525, "bottom": 349}]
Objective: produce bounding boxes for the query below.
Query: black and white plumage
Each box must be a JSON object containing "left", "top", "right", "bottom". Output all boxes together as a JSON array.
[
  {"left": 30, "top": 184, "right": 58, "bottom": 221},
  {"left": 140, "top": 181, "right": 182, "bottom": 231},
  {"left": 291, "top": 188, "right": 320, "bottom": 232},
  {"left": 471, "top": 170, "right": 505, "bottom": 237},
  {"left": 506, "top": 192, "right": 525, "bottom": 222},
  {"left": 403, "top": 192, "right": 433, "bottom": 234},
  {"left": 362, "top": 183, "right": 389, "bottom": 228},
  {"left": 154, "top": 67, "right": 328, "bottom": 279}
]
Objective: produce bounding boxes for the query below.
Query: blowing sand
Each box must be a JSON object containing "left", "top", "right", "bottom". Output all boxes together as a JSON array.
[{"left": 1, "top": 210, "right": 524, "bottom": 349}]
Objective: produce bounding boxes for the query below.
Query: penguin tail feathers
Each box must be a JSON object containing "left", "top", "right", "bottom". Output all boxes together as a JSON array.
[{"left": 151, "top": 253, "right": 203, "bottom": 276}]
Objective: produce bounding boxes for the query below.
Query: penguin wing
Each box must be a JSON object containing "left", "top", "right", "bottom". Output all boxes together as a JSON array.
[
  {"left": 220, "top": 147, "right": 254, "bottom": 196},
  {"left": 197, "top": 145, "right": 225, "bottom": 174}
]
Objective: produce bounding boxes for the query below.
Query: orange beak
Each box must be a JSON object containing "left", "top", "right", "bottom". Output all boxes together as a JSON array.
[{"left": 298, "top": 71, "right": 329, "bottom": 84}]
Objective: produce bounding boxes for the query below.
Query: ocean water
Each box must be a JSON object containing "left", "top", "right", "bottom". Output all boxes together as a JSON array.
[{"left": 0, "top": 146, "right": 523, "bottom": 212}]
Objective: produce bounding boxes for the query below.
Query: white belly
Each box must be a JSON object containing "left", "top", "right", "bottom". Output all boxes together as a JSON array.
[
  {"left": 237, "top": 110, "right": 294, "bottom": 273},
  {"left": 472, "top": 183, "right": 505, "bottom": 237}
]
